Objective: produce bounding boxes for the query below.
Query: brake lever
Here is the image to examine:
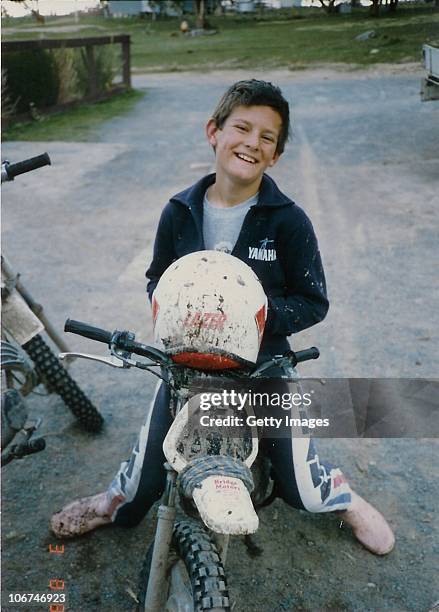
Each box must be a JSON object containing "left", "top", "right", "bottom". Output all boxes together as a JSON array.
[{"left": 59, "top": 352, "right": 128, "bottom": 369}]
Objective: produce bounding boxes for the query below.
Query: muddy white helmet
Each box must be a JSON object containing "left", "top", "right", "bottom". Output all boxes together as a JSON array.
[{"left": 152, "top": 251, "right": 267, "bottom": 369}]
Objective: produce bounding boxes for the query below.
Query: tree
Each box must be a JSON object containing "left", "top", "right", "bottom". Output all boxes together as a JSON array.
[
  {"left": 195, "top": 0, "right": 206, "bottom": 29},
  {"left": 388, "top": 0, "right": 398, "bottom": 13},
  {"left": 317, "top": 0, "right": 338, "bottom": 14},
  {"left": 369, "top": 0, "right": 381, "bottom": 17}
]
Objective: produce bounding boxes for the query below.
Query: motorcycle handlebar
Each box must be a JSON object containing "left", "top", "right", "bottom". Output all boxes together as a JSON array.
[
  {"left": 64, "top": 319, "right": 320, "bottom": 371},
  {"left": 2, "top": 153, "right": 51, "bottom": 182},
  {"left": 27, "top": 437, "right": 46, "bottom": 454},
  {"left": 1, "top": 437, "right": 46, "bottom": 467},
  {"left": 65, "top": 319, "right": 113, "bottom": 344},
  {"left": 294, "top": 347, "right": 320, "bottom": 363},
  {"left": 64, "top": 319, "right": 172, "bottom": 364}
]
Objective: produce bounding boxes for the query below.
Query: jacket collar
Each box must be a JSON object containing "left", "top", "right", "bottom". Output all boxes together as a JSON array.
[{"left": 170, "top": 173, "right": 294, "bottom": 210}]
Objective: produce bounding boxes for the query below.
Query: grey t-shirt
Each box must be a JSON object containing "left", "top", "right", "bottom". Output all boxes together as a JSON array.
[{"left": 203, "top": 191, "right": 259, "bottom": 253}]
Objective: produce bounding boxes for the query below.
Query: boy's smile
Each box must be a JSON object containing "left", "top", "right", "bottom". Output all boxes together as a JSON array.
[{"left": 206, "top": 105, "right": 282, "bottom": 205}]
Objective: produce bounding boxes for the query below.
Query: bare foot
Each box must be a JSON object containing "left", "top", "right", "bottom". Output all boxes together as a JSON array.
[
  {"left": 50, "top": 492, "right": 125, "bottom": 539},
  {"left": 340, "top": 491, "right": 395, "bottom": 555}
]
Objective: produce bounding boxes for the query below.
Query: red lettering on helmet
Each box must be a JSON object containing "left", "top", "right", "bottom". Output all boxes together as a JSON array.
[{"left": 183, "top": 312, "right": 227, "bottom": 331}]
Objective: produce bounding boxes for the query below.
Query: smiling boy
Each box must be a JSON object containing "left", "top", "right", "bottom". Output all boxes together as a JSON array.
[{"left": 51, "top": 80, "right": 394, "bottom": 556}]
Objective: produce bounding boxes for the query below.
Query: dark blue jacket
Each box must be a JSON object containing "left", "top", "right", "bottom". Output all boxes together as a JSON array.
[{"left": 146, "top": 173, "right": 329, "bottom": 358}]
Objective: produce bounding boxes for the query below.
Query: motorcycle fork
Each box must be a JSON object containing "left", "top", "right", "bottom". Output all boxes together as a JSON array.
[
  {"left": 144, "top": 462, "right": 177, "bottom": 612},
  {"left": 213, "top": 533, "right": 230, "bottom": 566}
]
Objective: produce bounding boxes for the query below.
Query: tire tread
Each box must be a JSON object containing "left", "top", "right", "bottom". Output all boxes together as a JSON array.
[
  {"left": 23, "top": 334, "right": 103, "bottom": 432},
  {"left": 137, "top": 518, "right": 230, "bottom": 611}
]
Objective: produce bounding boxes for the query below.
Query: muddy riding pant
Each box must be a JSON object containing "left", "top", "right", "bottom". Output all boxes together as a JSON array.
[{"left": 108, "top": 375, "right": 352, "bottom": 527}]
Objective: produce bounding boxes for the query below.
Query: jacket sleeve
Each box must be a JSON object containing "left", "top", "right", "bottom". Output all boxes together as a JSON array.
[
  {"left": 145, "top": 202, "right": 176, "bottom": 302},
  {"left": 264, "top": 211, "right": 329, "bottom": 336}
]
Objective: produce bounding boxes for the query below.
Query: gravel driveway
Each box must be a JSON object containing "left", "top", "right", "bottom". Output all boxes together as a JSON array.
[{"left": 1, "top": 66, "right": 438, "bottom": 612}]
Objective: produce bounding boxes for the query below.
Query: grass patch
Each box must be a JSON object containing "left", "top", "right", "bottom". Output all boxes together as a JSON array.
[
  {"left": 2, "top": 5, "right": 438, "bottom": 71},
  {"left": 2, "top": 89, "right": 144, "bottom": 142}
]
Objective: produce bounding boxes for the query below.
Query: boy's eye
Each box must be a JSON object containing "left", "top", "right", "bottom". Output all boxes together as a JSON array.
[
  {"left": 262, "top": 135, "right": 275, "bottom": 143},
  {"left": 235, "top": 124, "right": 247, "bottom": 131}
]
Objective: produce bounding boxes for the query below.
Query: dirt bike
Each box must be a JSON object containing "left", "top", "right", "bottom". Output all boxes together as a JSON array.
[
  {"left": 1, "top": 154, "right": 104, "bottom": 441},
  {"left": 59, "top": 251, "right": 320, "bottom": 611}
]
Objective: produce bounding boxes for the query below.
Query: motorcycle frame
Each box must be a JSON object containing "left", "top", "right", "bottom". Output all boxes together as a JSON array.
[{"left": 1, "top": 255, "right": 72, "bottom": 357}]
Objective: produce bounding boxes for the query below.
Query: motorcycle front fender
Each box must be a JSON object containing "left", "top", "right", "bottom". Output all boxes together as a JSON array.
[{"left": 1, "top": 289, "right": 44, "bottom": 346}]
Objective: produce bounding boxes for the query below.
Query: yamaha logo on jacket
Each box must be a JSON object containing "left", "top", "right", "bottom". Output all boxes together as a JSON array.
[{"left": 249, "top": 239, "right": 277, "bottom": 262}]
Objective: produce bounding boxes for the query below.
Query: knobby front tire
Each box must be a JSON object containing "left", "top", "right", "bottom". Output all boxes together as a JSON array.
[
  {"left": 23, "top": 334, "right": 103, "bottom": 432},
  {"left": 137, "top": 518, "right": 230, "bottom": 611}
]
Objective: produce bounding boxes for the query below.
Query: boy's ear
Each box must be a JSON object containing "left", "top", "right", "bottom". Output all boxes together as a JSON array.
[
  {"left": 268, "top": 151, "right": 281, "bottom": 167},
  {"left": 206, "top": 119, "right": 219, "bottom": 147}
]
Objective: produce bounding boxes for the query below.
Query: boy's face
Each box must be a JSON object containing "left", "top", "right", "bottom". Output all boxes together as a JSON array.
[{"left": 206, "top": 105, "right": 282, "bottom": 191}]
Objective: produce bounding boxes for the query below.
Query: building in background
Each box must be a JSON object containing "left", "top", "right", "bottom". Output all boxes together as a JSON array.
[
  {"left": 107, "top": 1, "right": 151, "bottom": 17},
  {"left": 267, "top": 0, "right": 295, "bottom": 7},
  {"left": 107, "top": 1, "right": 219, "bottom": 18}
]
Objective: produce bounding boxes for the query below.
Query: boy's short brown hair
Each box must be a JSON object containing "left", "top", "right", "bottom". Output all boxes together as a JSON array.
[{"left": 211, "top": 79, "right": 291, "bottom": 155}]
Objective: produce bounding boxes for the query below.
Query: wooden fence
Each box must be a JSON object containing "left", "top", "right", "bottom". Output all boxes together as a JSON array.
[{"left": 2, "top": 35, "right": 131, "bottom": 120}]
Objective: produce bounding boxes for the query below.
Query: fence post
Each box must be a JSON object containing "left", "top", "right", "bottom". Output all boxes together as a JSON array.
[
  {"left": 86, "top": 44, "right": 98, "bottom": 98},
  {"left": 121, "top": 37, "right": 131, "bottom": 89}
]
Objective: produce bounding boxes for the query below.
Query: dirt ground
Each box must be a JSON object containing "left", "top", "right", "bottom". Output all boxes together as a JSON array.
[{"left": 1, "top": 66, "right": 438, "bottom": 611}]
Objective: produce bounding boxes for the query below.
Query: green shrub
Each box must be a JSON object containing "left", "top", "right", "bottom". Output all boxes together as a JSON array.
[
  {"left": 2, "top": 49, "right": 60, "bottom": 114},
  {"left": 1, "top": 68, "right": 18, "bottom": 119},
  {"left": 52, "top": 48, "right": 81, "bottom": 104},
  {"left": 75, "top": 45, "right": 117, "bottom": 97}
]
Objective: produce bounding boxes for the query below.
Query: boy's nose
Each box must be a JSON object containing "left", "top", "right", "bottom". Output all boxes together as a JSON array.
[{"left": 244, "top": 131, "right": 260, "bottom": 150}]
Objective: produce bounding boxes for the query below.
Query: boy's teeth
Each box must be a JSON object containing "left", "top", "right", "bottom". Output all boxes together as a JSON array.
[{"left": 237, "top": 153, "right": 256, "bottom": 163}]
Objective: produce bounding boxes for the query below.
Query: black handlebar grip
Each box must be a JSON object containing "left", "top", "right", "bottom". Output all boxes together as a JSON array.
[
  {"left": 295, "top": 347, "right": 320, "bottom": 363},
  {"left": 64, "top": 319, "right": 113, "bottom": 344},
  {"left": 28, "top": 438, "right": 46, "bottom": 453},
  {"left": 6, "top": 153, "right": 51, "bottom": 179}
]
